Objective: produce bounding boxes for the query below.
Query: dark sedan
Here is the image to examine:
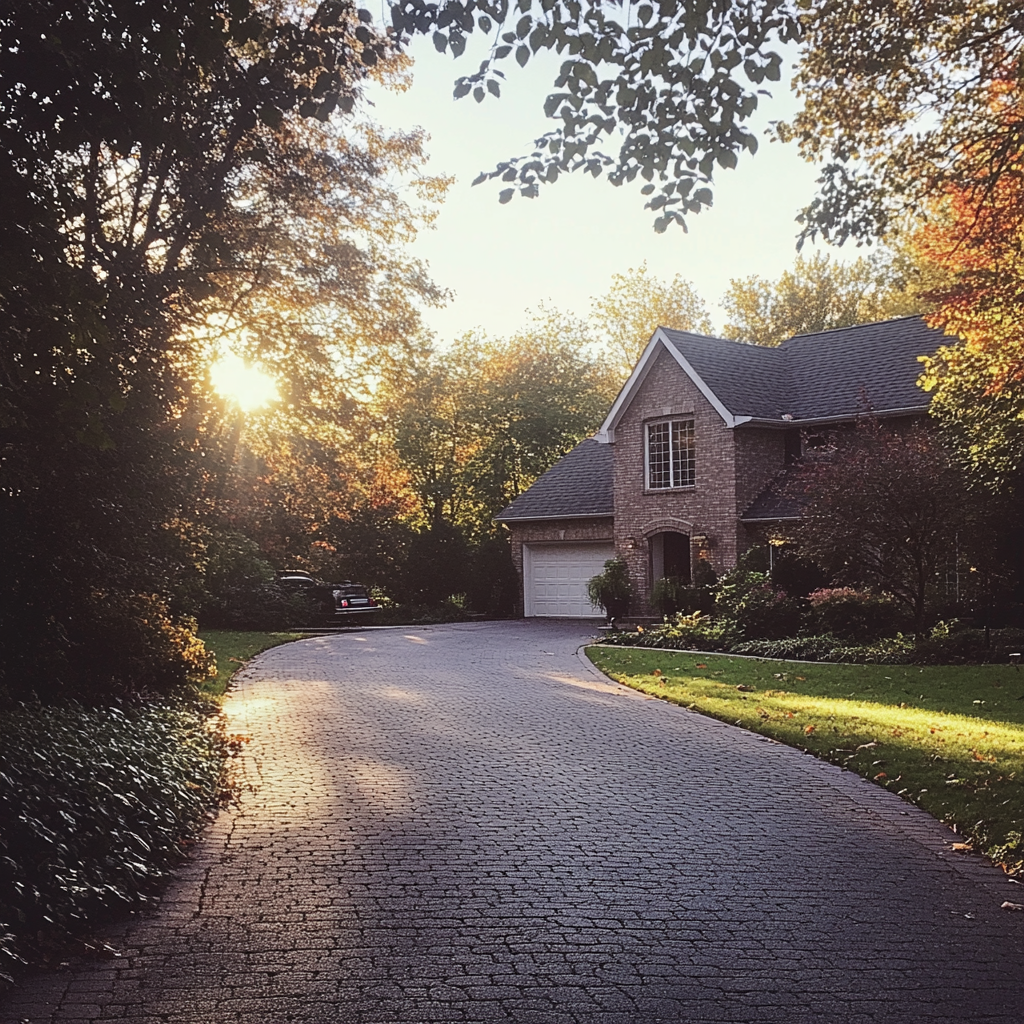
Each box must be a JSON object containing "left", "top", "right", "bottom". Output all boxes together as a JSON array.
[{"left": 277, "top": 573, "right": 379, "bottom": 624}]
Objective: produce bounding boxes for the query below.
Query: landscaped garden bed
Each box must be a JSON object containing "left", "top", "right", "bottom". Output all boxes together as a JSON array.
[{"left": 586, "top": 645, "right": 1024, "bottom": 879}]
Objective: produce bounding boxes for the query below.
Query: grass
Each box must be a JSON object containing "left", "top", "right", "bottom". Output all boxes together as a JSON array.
[
  {"left": 198, "top": 630, "right": 307, "bottom": 697},
  {"left": 586, "top": 646, "right": 1024, "bottom": 876}
]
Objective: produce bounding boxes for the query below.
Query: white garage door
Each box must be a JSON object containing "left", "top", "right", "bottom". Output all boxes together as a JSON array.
[{"left": 524, "top": 543, "right": 616, "bottom": 618}]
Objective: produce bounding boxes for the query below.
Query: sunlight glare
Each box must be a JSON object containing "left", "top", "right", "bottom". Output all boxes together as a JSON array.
[{"left": 210, "top": 354, "right": 280, "bottom": 412}]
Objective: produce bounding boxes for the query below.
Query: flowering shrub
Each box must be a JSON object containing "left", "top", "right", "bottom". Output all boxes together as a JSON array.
[
  {"left": 806, "top": 588, "right": 897, "bottom": 641},
  {"left": 714, "top": 566, "right": 802, "bottom": 639}
]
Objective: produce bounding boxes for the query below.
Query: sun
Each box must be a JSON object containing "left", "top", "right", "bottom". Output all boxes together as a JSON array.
[{"left": 210, "top": 354, "right": 280, "bottom": 412}]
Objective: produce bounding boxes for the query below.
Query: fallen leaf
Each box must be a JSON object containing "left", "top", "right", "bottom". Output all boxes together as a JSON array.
[
  {"left": 736, "top": 684, "right": 754, "bottom": 692},
  {"left": 804, "top": 724, "right": 815, "bottom": 735},
  {"left": 786, "top": 711, "right": 795, "bottom": 719},
  {"left": 874, "top": 772, "right": 887, "bottom": 779},
  {"left": 1001, "top": 902, "right": 1024, "bottom": 911},
  {"left": 856, "top": 741, "right": 879, "bottom": 751},
  {"left": 951, "top": 843, "right": 973, "bottom": 852},
  {"left": 652, "top": 669, "right": 662, "bottom": 677},
  {"left": 695, "top": 663, "right": 707, "bottom": 669},
  {"left": 796, "top": 676, "right": 806, "bottom": 681}
]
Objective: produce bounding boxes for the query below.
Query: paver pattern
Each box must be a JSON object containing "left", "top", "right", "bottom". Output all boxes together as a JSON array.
[{"left": 3, "top": 620, "right": 1023, "bottom": 1023}]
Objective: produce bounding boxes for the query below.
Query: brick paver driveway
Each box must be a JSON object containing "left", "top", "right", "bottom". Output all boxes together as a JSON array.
[{"left": 4, "top": 620, "right": 1023, "bottom": 1023}]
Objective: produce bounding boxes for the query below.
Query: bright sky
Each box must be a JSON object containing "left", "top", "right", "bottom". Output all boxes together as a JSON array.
[{"left": 365, "top": 37, "right": 834, "bottom": 343}]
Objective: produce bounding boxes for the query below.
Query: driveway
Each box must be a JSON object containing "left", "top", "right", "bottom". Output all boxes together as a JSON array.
[{"left": 3, "top": 620, "right": 1022, "bottom": 1023}]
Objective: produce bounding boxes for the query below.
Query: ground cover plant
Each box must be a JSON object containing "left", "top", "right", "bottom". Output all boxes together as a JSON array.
[
  {"left": 198, "top": 631, "right": 307, "bottom": 698},
  {"left": 0, "top": 632, "right": 306, "bottom": 988},
  {"left": 586, "top": 647, "right": 1024, "bottom": 878},
  {"left": 0, "top": 697, "right": 227, "bottom": 985}
]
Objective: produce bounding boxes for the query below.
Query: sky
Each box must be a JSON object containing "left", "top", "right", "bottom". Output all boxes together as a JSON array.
[{"left": 364, "top": 36, "right": 834, "bottom": 343}]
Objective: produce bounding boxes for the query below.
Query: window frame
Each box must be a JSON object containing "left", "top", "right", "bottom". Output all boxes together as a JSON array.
[{"left": 645, "top": 416, "right": 695, "bottom": 490}]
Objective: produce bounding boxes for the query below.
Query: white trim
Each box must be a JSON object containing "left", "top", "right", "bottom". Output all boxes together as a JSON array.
[{"left": 597, "top": 328, "right": 739, "bottom": 441}]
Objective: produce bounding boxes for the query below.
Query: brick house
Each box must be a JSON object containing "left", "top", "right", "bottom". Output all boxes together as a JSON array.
[{"left": 496, "top": 316, "right": 946, "bottom": 618}]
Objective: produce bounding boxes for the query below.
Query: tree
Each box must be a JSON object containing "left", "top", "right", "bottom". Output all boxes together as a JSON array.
[
  {"left": 902, "top": 89, "right": 1024, "bottom": 495},
  {"left": 779, "top": 2, "right": 1024, "bottom": 244},
  {"left": 590, "top": 262, "right": 711, "bottom": 375},
  {"left": 379, "top": 320, "right": 618, "bottom": 536},
  {"left": 0, "top": 2, "right": 438, "bottom": 696},
  {"left": 386, "top": 1, "right": 1024, "bottom": 245},
  {"left": 390, "top": 0, "right": 800, "bottom": 231},
  {"left": 792, "top": 421, "right": 996, "bottom": 631},
  {"left": 721, "top": 251, "right": 921, "bottom": 346}
]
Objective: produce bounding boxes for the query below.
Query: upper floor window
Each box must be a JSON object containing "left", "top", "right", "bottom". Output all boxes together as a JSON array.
[{"left": 647, "top": 418, "right": 695, "bottom": 489}]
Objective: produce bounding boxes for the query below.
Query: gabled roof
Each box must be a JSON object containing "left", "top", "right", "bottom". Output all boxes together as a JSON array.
[
  {"left": 495, "top": 438, "right": 613, "bottom": 523},
  {"left": 598, "top": 316, "right": 944, "bottom": 439}
]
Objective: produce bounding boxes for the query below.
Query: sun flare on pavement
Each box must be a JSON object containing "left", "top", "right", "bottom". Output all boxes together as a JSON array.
[{"left": 210, "top": 354, "right": 280, "bottom": 412}]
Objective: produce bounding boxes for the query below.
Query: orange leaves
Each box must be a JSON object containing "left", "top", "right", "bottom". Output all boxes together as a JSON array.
[{"left": 804, "top": 724, "right": 816, "bottom": 735}]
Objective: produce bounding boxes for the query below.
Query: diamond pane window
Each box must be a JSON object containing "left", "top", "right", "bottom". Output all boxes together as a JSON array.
[{"left": 647, "top": 418, "right": 695, "bottom": 489}]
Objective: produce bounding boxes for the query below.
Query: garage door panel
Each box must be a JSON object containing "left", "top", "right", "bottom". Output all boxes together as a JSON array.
[{"left": 525, "top": 543, "right": 615, "bottom": 617}]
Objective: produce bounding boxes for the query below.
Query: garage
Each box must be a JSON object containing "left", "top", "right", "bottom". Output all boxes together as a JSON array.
[{"left": 523, "top": 542, "right": 616, "bottom": 618}]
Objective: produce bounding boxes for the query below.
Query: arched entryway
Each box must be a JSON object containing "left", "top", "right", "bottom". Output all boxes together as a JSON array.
[{"left": 649, "top": 531, "right": 691, "bottom": 585}]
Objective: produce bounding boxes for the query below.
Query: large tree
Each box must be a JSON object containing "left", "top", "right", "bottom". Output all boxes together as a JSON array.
[
  {"left": 0, "top": 1, "right": 440, "bottom": 696},
  {"left": 379, "top": 319, "right": 618, "bottom": 534}
]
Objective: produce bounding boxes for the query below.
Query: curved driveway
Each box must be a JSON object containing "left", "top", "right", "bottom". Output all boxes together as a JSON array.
[{"left": 3, "top": 620, "right": 1023, "bottom": 1023}]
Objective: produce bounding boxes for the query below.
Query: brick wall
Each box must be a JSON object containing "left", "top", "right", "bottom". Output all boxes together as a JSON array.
[{"left": 611, "top": 349, "right": 787, "bottom": 612}]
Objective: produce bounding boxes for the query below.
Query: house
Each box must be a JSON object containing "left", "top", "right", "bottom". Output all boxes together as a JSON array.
[{"left": 496, "top": 316, "right": 946, "bottom": 618}]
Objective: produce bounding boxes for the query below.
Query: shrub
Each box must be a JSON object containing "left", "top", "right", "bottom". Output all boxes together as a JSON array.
[
  {"left": 587, "top": 558, "right": 632, "bottom": 619},
  {"left": 65, "top": 591, "right": 214, "bottom": 698},
  {"left": 601, "top": 611, "right": 735, "bottom": 651},
  {"left": 0, "top": 695, "right": 228, "bottom": 976},
  {"left": 714, "top": 560, "right": 802, "bottom": 639},
  {"left": 198, "top": 530, "right": 304, "bottom": 631},
  {"left": 807, "top": 588, "right": 898, "bottom": 641}
]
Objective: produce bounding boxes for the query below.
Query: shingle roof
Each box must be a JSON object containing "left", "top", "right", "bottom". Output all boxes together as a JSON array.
[
  {"left": 660, "top": 316, "right": 943, "bottom": 423},
  {"left": 495, "top": 438, "right": 613, "bottom": 522},
  {"left": 740, "top": 465, "right": 811, "bottom": 522}
]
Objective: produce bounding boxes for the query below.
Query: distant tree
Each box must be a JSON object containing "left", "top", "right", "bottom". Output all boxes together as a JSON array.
[
  {"left": 590, "top": 263, "right": 712, "bottom": 375},
  {"left": 793, "top": 421, "right": 999, "bottom": 632},
  {"left": 380, "top": 323, "right": 617, "bottom": 535},
  {"left": 721, "top": 251, "right": 921, "bottom": 346}
]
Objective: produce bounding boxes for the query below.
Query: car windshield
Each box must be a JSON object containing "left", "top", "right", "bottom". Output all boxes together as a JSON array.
[{"left": 337, "top": 586, "right": 369, "bottom": 598}]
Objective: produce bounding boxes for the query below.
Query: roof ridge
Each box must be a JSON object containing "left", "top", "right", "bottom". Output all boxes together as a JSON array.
[{"left": 783, "top": 314, "right": 923, "bottom": 343}]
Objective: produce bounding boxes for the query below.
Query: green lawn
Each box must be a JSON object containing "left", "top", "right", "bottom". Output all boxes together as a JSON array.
[
  {"left": 198, "top": 630, "right": 307, "bottom": 698},
  {"left": 586, "top": 646, "right": 1024, "bottom": 876}
]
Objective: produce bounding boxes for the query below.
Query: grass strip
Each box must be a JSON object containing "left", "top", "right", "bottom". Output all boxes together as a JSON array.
[
  {"left": 587, "top": 646, "right": 1024, "bottom": 876},
  {"left": 198, "top": 630, "right": 307, "bottom": 697}
]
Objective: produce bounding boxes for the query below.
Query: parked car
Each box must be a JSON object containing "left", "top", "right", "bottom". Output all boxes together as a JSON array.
[{"left": 276, "top": 572, "right": 378, "bottom": 625}]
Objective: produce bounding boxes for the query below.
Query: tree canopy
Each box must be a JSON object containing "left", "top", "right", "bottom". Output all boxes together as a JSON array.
[
  {"left": 721, "top": 251, "right": 920, "bottom": 346},
  {"left": 0, "top": 1, "right": 444, "bottom": 696},
  {"left": 590, "top": 262, "right": 711, "bottom": 374}
]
